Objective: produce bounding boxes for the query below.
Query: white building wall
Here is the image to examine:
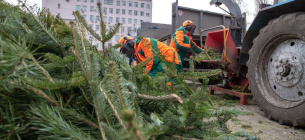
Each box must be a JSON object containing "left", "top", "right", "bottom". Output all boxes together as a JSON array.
[{"left": 42, "top": 0, "right": 152, "bottom": 51}]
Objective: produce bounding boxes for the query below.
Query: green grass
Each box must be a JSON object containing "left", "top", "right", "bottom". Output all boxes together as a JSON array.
[{"left": 241, "top": 124, "right": 253, "bottom": 129}]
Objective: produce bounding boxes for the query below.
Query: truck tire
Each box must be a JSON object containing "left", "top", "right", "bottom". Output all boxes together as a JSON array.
[{"left": 247, "top": 13, "right": 305, "bottom": 127}]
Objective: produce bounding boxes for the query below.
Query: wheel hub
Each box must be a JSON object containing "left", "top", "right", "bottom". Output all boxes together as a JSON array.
[{"left": 267, "top": 39, "right": 305, "bottom": 102}]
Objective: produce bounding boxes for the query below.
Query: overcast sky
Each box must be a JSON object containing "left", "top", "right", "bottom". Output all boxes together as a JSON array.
[{"left": 5, "top": 0, "right": 256, "bottom": 26}]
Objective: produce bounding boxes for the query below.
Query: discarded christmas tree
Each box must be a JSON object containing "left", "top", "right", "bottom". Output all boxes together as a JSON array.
[{"left": 0, "top": 1, "right": 258, "bottom": 140}]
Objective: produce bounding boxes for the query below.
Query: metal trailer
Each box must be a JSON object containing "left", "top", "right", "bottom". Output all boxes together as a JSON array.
[{"left": 200, "top": 0, "right": 305, "bottom": 127}]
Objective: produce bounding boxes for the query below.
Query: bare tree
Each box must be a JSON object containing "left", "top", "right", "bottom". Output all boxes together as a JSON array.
[{"left": 254, "top": 0, "right": 273, "bottom": 12}]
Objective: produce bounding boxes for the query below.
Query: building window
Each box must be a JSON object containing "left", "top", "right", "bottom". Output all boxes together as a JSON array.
[
  {"left": 134, "top": 10, "right": 137, "bottom": 16},
  {"left": 58, "top": 4, "right": 60, "bottom": 8},
  {"left": 122, "top": 1, "right": 126, "bottom": 6},
  {"left": 90, "top": 6, "right": 94, "bottom": 12},
  {"left": 108, "top": 43, "right": 112, "bottom": 47},
  {"left": 83, "top": 15, "right": 87, "bottom": 20},
  {"left": 57, "top": 13, "right": 60, "bottom": 16},
  {"left": 128, "top": 18, "right": 132, "bottom": 24},
  {"left": 109, "top": 8, "right": 113, "bottom": 14},
  {"left": 83, "top": 0, "right": 87, "bottom": 2},
  {"left": 116, "top": 9, "right": 120, "bottom": 14},
  {"left": 115, "top": 35, "right": 119, "bottom": 42},
  {"left": 146, "top": 4, "right": 150, "bottom": 9},
  {"left": 121, "top": 27, "right": 124, "bottom": 33},
  {"left": 96, "top": 15, "right": 100, "bottom": 21},
  {"left": 91, "top": 0, "right": 94, "bottom": 3},
  {"left": 97, "top": 7, "right": 100, "bottom": 13},
  {"left": 140, "top": 11, "right": 144, "bottom": 16},
  {"left": 134, "top": 19, "right": 137, "bottom": 24},
  {"left": 128, "top": 27, "right": 131, "bottom": 33},
  {"left": 82, "top": 6, "right": 87, "bottom": 12},
  {"left": 146, "top": 13, "right": 149, "bottom": 17},
  {"left": 77, "top": 0, "right": 81, "bottom": 1},
  {"left": 89, "top": 24, "right": 93, "bottom": 28},
  {"left": 128, "top": 10, "right": 132, "bottom": 15},
  {"left": 128, "top": 1, "right": 132, "bottom": 7},
  {"left": 97, "top": 0, "right": 100, "bottom": 2},
  {"left": 96, "top": 25, "right": 99, "bottom": 30},
  {"left": 140, "top": 20, "right": 143, "bottom": 23},
  {"left": 76, "top": 5, "right": 81, "bottom": 11},
  {"left": 103, "top": 8, "right": 107, "bottom": 14},
  {"left": 116, "top": 17, "right": 120, "bottom": 23},
  {"left": 90, "top": 15, "right": 94, "bottom": 21},
  {"left": 122, "top": 9, "right": 125, "bottom": 15},
  {"left": 141, "top": 3, "right": 144, "bottom": 8},
  {"left": 103, "top": 16, "right": 107, "bottom": 22},
  {"left": 104, "top": 0, "right": 113, "bottom": 5},
  {"left": 116, "top": 1, "right": 120, "bottom": 6},
  {"left": 134, "top": 2, "right": 138, "bottom": 7},
  {"left": 109, "top": 17, "right": 113, "bottom": 22},
  {"left": 121, "top": 18, "right": 125, "bottom": 24}
]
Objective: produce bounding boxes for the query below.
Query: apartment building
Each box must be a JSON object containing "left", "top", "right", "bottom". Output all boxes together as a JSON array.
[{"left": 42, "top": 0, "right": 152, "bottom": 51}]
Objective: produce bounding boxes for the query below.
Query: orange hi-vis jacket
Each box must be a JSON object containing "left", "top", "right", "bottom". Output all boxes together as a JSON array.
[
  {"left": 134, "top": 38, "right": 180, "bottom": 76},
  {"left": 170, "top": 26, "right": 204, "bottom": 65}
]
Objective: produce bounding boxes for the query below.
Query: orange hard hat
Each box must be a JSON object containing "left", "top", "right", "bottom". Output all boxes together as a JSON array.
[
  {"left": 118, "top": 35, "right": 133, "bottom": 46},
  {"left": 182, "top": 20, "right": 193, "bottom": 28}
]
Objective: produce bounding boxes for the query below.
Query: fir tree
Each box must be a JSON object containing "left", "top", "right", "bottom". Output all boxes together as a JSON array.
[{"left": 0, "top": 1, "right": 258, "bottom": 140}]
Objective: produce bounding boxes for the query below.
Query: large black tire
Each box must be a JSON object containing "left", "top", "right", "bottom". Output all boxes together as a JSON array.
[{"left": 247, "top": 13, "right": 305, "bottom": 127}]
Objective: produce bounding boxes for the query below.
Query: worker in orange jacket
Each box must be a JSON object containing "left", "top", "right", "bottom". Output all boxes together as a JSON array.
[
  {"left": 118, "top": 35, "right": 182, "bottom": 77},
  {"left": 170, "top": 20, "right": 204, "bottom": 71}
]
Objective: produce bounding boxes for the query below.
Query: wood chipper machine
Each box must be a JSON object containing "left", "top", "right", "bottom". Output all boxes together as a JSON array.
[{"left": 172, "top": 0, "right": 305, "bottom": 127}]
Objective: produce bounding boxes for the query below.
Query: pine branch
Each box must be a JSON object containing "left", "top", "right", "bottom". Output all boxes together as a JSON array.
[
  {"left": 0, "top": 28, "right": 18, "bottom": 45},
  {"left": 190, "top": 56, "right": 196, "bottom": 91},
  {"left": 126, "top": 92, "right": 183, "bottom": 104},
  {"left": 28, "top": 55, "right": 55, "bottom": 83},
  {"left": 177, "top": 70, "right": 222, "bottom": 79},
  {"left": 202, "top": 92, "right": 229, "bottom": 134},
  {"left": 97, "top": 2, "right": 106, "bottom": 40},
  {"left": 94, "top": 96, "right": 107, "bottom": 140},
  {"left": 122, "top": 109, "right": 144, "bottom": 140},
  {"left": 21, "top": 85, "right": 60, "bottom": 107},
  {"left": 96, "top": 2, "right": 107, "bottom": 57},
  {"left": 99, "top": 85, "right": 126, "bottom": 129},
  {"left": 73, "top": 11, "right": 101, "bottom": 41},
  {"left": 109, "top": 61, "right": 124, "bottom": 110},
  {"left": 77, "top": 21, "right": 89, "bottom": 64},
  {"left": 132, "top": 57, "right": 153, "bottom": 71},
  {"left": 71, "top": 23, "right": 89, "bottom": 82},
  {"left": 20, "top": 76, "right": 85, "bottom": 90},
  {"left": 0, "top": 55, "right": 23, "bottom": 81},
  {"left": 104, "top": 22, "right": 121, "bottom": 43},
  {"left": 22, "top": 4, "right": 58, "bottom": 45},
  {"left": 79, "top": 87, "right": 94, "bottom": 106},
  {"left": 60, "top": 108, "right": 98, "bottom": 129},
  {"left": 22, "top": 3, "right": 65, "bottom": 56}
]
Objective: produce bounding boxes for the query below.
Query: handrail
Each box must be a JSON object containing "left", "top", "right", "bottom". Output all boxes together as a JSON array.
[{"left": 200, "top": 25, "right": 231, "bottom": 63}]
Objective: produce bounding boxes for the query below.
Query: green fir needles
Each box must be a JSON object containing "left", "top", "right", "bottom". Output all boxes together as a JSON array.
[{"left": 0, "top": 1, "right": 257, "bottom": 140}]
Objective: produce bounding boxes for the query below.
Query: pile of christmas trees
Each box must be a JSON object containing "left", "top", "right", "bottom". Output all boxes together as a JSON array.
[{"left": 0, "top": 1, "right": 257, "bottom": 139}]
